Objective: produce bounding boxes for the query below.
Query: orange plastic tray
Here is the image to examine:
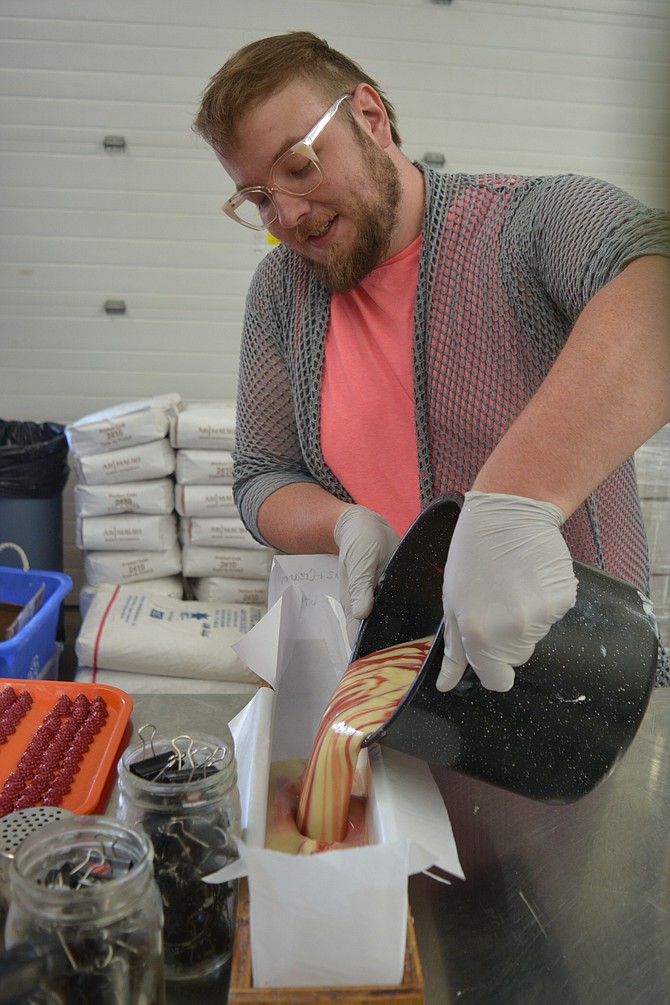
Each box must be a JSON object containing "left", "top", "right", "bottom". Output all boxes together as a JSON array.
[{"left": 0, "top": 679, "right": 133, "bottom": 816}]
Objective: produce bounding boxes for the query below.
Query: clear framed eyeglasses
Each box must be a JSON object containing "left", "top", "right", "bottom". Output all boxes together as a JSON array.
[{"left": 222, "top": 93, "right": 351, "bottom": 230}]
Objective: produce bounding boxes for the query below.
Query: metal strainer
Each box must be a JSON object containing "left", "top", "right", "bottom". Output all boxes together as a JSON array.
[
  {"left": 0, "top": 806, "right": 75, "bottom": 865},
  {"left": 0, "top": 806, "right": 75, "bottom": 952}
]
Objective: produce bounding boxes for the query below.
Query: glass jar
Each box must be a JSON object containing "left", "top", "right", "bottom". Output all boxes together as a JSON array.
[
  {"left": 117, "top": 729, "right": 241, "bottom": 981},
  {"left": 5, "top": 814, "right": 165, "bottom": 1005}
]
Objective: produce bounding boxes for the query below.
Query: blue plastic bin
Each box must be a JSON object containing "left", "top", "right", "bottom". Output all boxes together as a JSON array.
[{"left": 0, "top": 567, "right": 72, "bottom": 679}]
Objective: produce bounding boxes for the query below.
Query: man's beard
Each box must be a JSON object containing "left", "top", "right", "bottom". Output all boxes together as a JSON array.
[{"left": 298, "top": 134, "right": 401, "bottom": 293}]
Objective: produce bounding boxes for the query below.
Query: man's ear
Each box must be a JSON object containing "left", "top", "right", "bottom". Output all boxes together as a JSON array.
[{"left": 349, "top": 83, "right": 393, "bottom": 149}]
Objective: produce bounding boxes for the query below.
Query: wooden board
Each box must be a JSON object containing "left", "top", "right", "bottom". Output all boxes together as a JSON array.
[{"left": 228, "top": 879, "right": 424, "bottom": 1005}]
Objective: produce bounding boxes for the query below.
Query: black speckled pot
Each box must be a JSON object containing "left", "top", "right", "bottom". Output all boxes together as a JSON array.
[{"left": 353, "top": 494, "right": 658, "bottom": 803}]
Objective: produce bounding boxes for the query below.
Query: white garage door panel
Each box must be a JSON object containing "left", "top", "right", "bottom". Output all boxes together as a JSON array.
[
  {"left": 376, "top": 39, "right": 667, "bottom": 83},
  {"left": 0, "top": 97, "right": 197, "bottom": 134},
  {"left": 406, "top": 64, "right": 666, "bottom": 106},
  {"left": 1, "top": 295, "right": 246, "bottom": 324},
  {"left": 0, "top": 263, "right": 255, "bottom": 297},
  {"left": 406, "top": 94, "right": 662, "bottom": 137},
  {"left": 0, "top": 355, "right": 241, "bottom": 393},
  {"left": 4, "top": 318, "right": 243, "bottom": 347},
  {"left": 0, "top": 40, "right": 226, "bottom": 77},
  {"left": 3, "top": 316, "right": 244, "bottom": 353},
  {"left": 0, "top": 152, "right": 228, "bottom": 193},
  {"left": 0, "top": 179, "right": 230, "bottom": 214},
  {"left": 414, "top": 119, "right": 667, "bottom": 164},
  {"left": 4, "top": 236, "right": 262, "bottom": 274},
  {"left": 0, "top": 208, "right": 241, "bottom": 245},
  {"left": 0, "top": 67, "right": 206, "bottom": 109}
]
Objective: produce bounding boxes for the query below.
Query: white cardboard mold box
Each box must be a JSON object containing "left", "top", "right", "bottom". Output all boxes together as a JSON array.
[{"left": 206, "top": 556, "right": 464, "bottom": 991}]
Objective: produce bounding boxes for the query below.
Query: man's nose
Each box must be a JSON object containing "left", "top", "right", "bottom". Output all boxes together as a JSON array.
[{"left": 273, "top": 190, "right": 311, "bottom": 230}]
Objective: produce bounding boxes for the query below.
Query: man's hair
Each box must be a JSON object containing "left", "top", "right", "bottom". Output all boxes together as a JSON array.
[{"left": 194, "top": 30, "right": 400, "bottom": 153}]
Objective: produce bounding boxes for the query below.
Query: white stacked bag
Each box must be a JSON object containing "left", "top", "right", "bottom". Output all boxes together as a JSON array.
[
  {"left": 75, "top": 583, "right": 260, "bottom": 692},
  {"left": 66, "top": 393, "right": 184, "bottom": 615},
  {"left": 171, "top": 402, "right": 273, "bottom": 608}
]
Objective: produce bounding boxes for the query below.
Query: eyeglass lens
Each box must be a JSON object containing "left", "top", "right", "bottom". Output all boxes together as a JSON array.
[
  {"left": 271, "top": 150, "right": 322, "bottom": 194},
  {"left": 232, "top": 152, "right": 322, "bottom": 228},
  {"left": 233, "top": 194, "right": 274, "bottom": 229}
]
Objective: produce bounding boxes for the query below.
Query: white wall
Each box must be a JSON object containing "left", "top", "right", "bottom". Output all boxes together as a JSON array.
[{"left": 1, "top": 0, "right": 669, "bottom": 589}]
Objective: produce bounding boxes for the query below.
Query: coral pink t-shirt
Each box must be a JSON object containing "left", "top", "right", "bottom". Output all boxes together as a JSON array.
[{"left": 320, "top": 236, "right": 422, "bottom": 537}]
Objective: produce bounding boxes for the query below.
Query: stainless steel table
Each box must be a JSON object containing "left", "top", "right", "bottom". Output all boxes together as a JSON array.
[
  {"left": 119, "top": 690, "right": 670, "bottom": 1005},
  {"left": 416, "top": 689, "right": 670, "bottom": 1005}
]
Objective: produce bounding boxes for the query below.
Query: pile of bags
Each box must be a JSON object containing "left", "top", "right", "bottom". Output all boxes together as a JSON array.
[{"left": 66, "top": 395, "right": 273, "bottom": 692}]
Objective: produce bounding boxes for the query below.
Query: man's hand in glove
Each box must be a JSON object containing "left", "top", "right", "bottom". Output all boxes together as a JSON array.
[
  {"left": 333, "top": 505, "right": 400, "bottom": 642},
  {"left": 437, "top": 491, "right": 578, "bottom": 692}
]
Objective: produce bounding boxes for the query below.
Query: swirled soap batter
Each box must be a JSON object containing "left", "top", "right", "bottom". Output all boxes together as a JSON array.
[
  {"left": 293, "top": 636, "right": 434, "bottom": 845},
  {"left": 265, "top": 758, "right": 368, "bottom": 854}
]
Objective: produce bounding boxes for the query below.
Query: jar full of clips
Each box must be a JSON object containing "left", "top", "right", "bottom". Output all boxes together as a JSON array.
[
  {"left": 5, "top": 814, "right": 165, "bottom": 1004},
  {"left": 117, "top": 727, "right": 241, "bottom": 982}
]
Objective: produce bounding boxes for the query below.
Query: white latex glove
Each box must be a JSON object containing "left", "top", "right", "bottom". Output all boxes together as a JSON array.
[
  {"left": 333, "top": 505, "right": 400, "bottom": 641},
  {"left": 437, "top": 490, "right": 578, "bottom": 692}
]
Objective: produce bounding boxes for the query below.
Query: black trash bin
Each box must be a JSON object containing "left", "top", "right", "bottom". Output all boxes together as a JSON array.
[{"left": 0, "top": 420, "right": 70, "bottom": 573}]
